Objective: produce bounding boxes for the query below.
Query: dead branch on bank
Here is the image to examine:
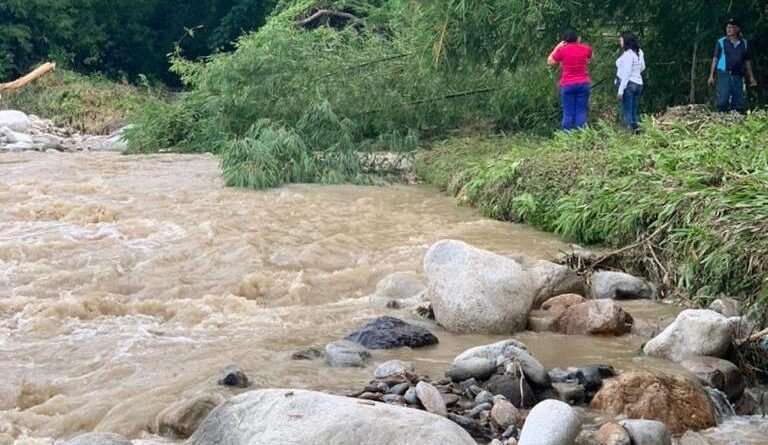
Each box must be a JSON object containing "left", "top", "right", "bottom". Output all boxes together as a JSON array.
[
  {"left": 295, "top": 9, "right": 364, "bottom": 28},
  {"left": 0, "top": 62, "right": 56, "bottom": 93}
]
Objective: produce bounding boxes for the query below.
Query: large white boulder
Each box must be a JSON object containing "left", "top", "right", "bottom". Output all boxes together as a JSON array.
[
  {"left": 188, "top": 389, "right": 476, "bottom": 445},
  {"left": 424, "top": 240, "right": 580, "bottom": 333},
  {"left": 518, "top": 399, "right": 581, "bottom": 445},
  {"left": 643, "top": 309, "right": 733, "bottom": 362},
  {"left": 0, "top": 110, "right": 32, "bottom": 132}
]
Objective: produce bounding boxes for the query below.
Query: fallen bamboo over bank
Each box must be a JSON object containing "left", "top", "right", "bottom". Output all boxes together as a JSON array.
[{"left": 0, "top": 62, "right": 56, "bottom": 92}]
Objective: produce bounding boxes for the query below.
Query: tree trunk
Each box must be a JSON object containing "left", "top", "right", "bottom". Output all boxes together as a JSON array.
[
  {"left": 0, "top": 62, "right": 56, "bottom": 91},
  {"left": 689, "top": 23, "right": 700, "bottom": 104}
]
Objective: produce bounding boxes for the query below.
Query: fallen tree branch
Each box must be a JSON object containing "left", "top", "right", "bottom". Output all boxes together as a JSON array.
[
  {"left": 736, "top": 326, "right": 768, "bottom": 346},
  {"left": 295, "top": 9, "right": 363, "bottom": 27},
  {"left": 0, "top": 62, "right": 56, "bottom": 91},
  {"left": 591, "top": 221, "right": 673, "bottom": 269}
]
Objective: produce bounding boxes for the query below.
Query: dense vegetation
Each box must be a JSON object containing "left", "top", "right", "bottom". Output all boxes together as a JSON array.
[
  {"left": 0, "top": 0, "right": 277, "bottom": 83},
  {"left": 416, "top": 111, "right": 768, "bottom": 323}
]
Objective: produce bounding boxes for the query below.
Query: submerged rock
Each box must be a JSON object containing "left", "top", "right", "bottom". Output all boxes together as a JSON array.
[
  {"left": 156, "top": 392, "right": 225, "bottom": 438},
  {"left": 217, "top": 365, "right": 250, "bottom": 388},
  {"left": 590, "top": 271, "right": 655, "bottom": 300},
  {"left": 590, "top": 370, "right": 715, "bottom": 434},
  {"left": 324, "top": 340, "right": 370, "bottom": 367},
  {"left": 188, "top": 389, "right": 476, "bottom": 445},
  {"left": 63, "top": 433, "right": 132, "bottom": 445},
  {"left": 344, "top": 316, "right": 438, "bottom": 349},
  {"left": 518, "top": 399, "right": 581, "bottom": 445},
  {"left": 291, "top": 347, "right": 323, "bottom": 360},
  {"left": 643, "top": 309, "right": 733, "bottom": 362}
]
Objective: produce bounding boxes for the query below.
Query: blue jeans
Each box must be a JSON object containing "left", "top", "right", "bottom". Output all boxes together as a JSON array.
[
  {"left": 716, "top": 72, "right": 744, "bottom": 112},
  {"left": 620, "top": 81, "right": 643, "bottom": 130},
  {"left": 560, "top": 83, "right": 591, "bottom": 131}
]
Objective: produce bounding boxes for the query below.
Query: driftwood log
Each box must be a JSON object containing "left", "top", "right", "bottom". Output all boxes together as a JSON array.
[
  {"left": 295, "top": 9, "right": 363, "bottom": 27},
  {"left": 0, "top": 62, "right": 56, "bottom": 92}
]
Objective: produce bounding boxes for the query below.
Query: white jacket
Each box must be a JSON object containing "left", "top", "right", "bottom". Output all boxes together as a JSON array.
[{"left": 616, "top": 49, "right": 646, "bottom": 95}]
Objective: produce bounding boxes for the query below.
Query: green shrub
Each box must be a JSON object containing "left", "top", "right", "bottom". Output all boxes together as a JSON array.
[{"left": 416, "top": 112, "right": 768, "bottom": 322}]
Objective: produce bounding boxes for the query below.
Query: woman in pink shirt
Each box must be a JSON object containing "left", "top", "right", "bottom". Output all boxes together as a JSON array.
[{"left": 547, "top": 30, "right": 593, "bottom": 131}]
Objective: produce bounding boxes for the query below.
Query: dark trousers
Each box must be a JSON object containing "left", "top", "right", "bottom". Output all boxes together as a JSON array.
[
  {"left": 620, "top": 81, "right": 643, "bottom": 130},
  {"left": 716, "top": 72, "right": 745, "bottom": 112},
  {"left": 560, "top": 83, "right": 591, "bottom": 131}
]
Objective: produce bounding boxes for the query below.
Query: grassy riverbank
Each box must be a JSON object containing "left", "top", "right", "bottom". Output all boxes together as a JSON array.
[
  {"left": 415, "top": 112, "right": 768, "bottom": 323},
  {"left": 0, "top": 69, "right": 162, "bottom": 134}
]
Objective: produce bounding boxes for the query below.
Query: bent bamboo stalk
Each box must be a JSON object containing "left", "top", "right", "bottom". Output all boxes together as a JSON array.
[{"left": 0, "top": 62, "right": 56, "bottom": 91}]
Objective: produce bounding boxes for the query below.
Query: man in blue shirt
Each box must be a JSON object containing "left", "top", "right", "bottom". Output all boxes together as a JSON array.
[{"left": 708, "top": 18, "right": 758, "bottom": 112}]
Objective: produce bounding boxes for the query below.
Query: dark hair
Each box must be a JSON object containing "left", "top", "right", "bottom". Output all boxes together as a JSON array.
[
  {"left": 621, "top": 31, "right": 641, "bottom": 55},
  {"left": 562, "top": 30, "right": 579, "bottom": 43}
]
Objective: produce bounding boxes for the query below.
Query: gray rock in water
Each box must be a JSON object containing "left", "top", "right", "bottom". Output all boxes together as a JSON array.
[
  {"left": 188, "top": 389, "right": 476, "bottom": 445},
  {"left": 217, "top": 365, "right": 249, "bottom": 388},
  {"left": 518, "top": 399, "right": 581, "bottom": 445},
  {"left": 678, "top": 431, "right": 710, "bottom": 445},
  {"left": 344, "top": 316, "right": 438, "bottom": 349},
  {"left": 591, "top": 271, "right": 655, "bottom": 299},
  {"left": 374, "top": 360, "right": 414, "bottom": 379},
  {"left": 447, "top": 357, "right": 497, "bottom": 382},
  {"left": 415, "top": 381, "right": 447, "bottom": 416},
  {"left": 156, "top": 392, "right": 225, "bottom": 438},
  {"left": 63, "top": 433, "right": 132, "bottom": 445},
  {"left": 324, "top": 340, "right": 371, "bottom": 367},
  {"left": 453, "top": 340, "right": 549, "bottom": 387},
  {"left": 0, "top": 110, "right": 32, "bottom": 132},
  {"left": 423, "top": 240, "right": 580, "bottom": 334},
  {"left": 404, "top": 386, "right": 419, "bottom": 405},
  {"left": 595, "top": 422, "right": 630, "bottom": 445},
  {"left": 618, "top": 419, "right": 671, "bottom": 445},
  {"left": 643, "top": 309, "right": 733, "bottom": 362},
  {"left": 467, "top": 402, "right": 492, "bottom": 418}
]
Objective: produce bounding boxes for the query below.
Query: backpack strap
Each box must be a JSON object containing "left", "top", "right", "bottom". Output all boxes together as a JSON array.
[{"left": 717, "top": 37, "right": 727, "bottom": 72}]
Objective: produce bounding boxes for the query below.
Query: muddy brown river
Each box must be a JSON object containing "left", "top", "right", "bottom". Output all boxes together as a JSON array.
[{"left": 0, "top": 152, "right": 765, "bottom": 444}]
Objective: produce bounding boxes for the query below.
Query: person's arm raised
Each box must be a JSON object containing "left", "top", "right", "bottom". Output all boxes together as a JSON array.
[{"left": 547, "top": 41, "right": 566, "bottom": 65}]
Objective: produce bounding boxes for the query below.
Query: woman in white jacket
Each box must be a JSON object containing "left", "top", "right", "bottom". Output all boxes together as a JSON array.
[{"left": 616, "top": 32, "right": 646, "bottom": 132}]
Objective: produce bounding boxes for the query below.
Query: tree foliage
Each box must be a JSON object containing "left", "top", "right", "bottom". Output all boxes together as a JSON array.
[{"left": 0, "top": 0, "right": 277, "bottom": 83}]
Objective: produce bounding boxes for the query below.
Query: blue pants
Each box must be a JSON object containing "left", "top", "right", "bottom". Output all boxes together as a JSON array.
[
  {"left": 560, "top": 83, "right": 591, "bottom": 131},
  {"left": 716, "top": 72, "right": 744, "bottom": 112},
  {"left": 620, "top": 81, "right": 643, "bottom": 130}
]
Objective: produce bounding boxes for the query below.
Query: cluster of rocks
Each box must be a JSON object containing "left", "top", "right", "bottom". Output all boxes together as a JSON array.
[
  {"left": 61, "top": 240, "right": 768, "bottom": 444},
  {"left": 345, "top": 339, "right": 614, "bottom": 444},
  {"left": 0, "top": 109, "right": 128, "bottom": 153}
]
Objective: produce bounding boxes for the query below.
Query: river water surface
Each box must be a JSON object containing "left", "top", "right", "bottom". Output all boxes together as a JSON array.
[{"left": 0, "top": 152, "right": 764, "bottom": 444}]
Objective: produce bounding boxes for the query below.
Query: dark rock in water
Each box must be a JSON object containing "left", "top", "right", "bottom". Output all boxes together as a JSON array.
[
  {"left": 344, "top": 316, "right": 439, "bottom": 349},
  {"left": 64, "top": 433, "right": 132, "bottom": 445},
  {"left": 382, "top": 394, "right": 401, "bottom": 403},
  {"left": 404, "top": 386, "right": 419, "bottom": 405},
  {"left": 364, "top": 381, "right": 389, "bottom": 393},
  {"left": 486, "top": 374, "right": 536, "bottom": 408},
  {"left": 548, "top": 368, "right": 573, "bottom": 384},
  {"left": 459, "top": 378, "right": 479, "bottom": 393},
  {"left": 447, "top": 413, "right": 491, "bottom": 440},
  {"left": 502, "top": 425, "right": 519, "bottom": 440},
  {"left": 291, "top": 347, "right": 323, "bottom": 360},
  {"left": 388, "top": 382, "right": 411, "bottom": 395},
  {"left": 218, "top": 365, "right": 250, "bottom": 388},
  {"left": 467, "top": 402, "right": 492, "bottom": 418},
  {"left": 474, "top": 390, "right": 494, "bottom": 405},
  {"left": 734, "top": 386, "right": 768, "bottom": 415},
  {"left": 576, "top": 367, "right": 603, "bottom": 391}
]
